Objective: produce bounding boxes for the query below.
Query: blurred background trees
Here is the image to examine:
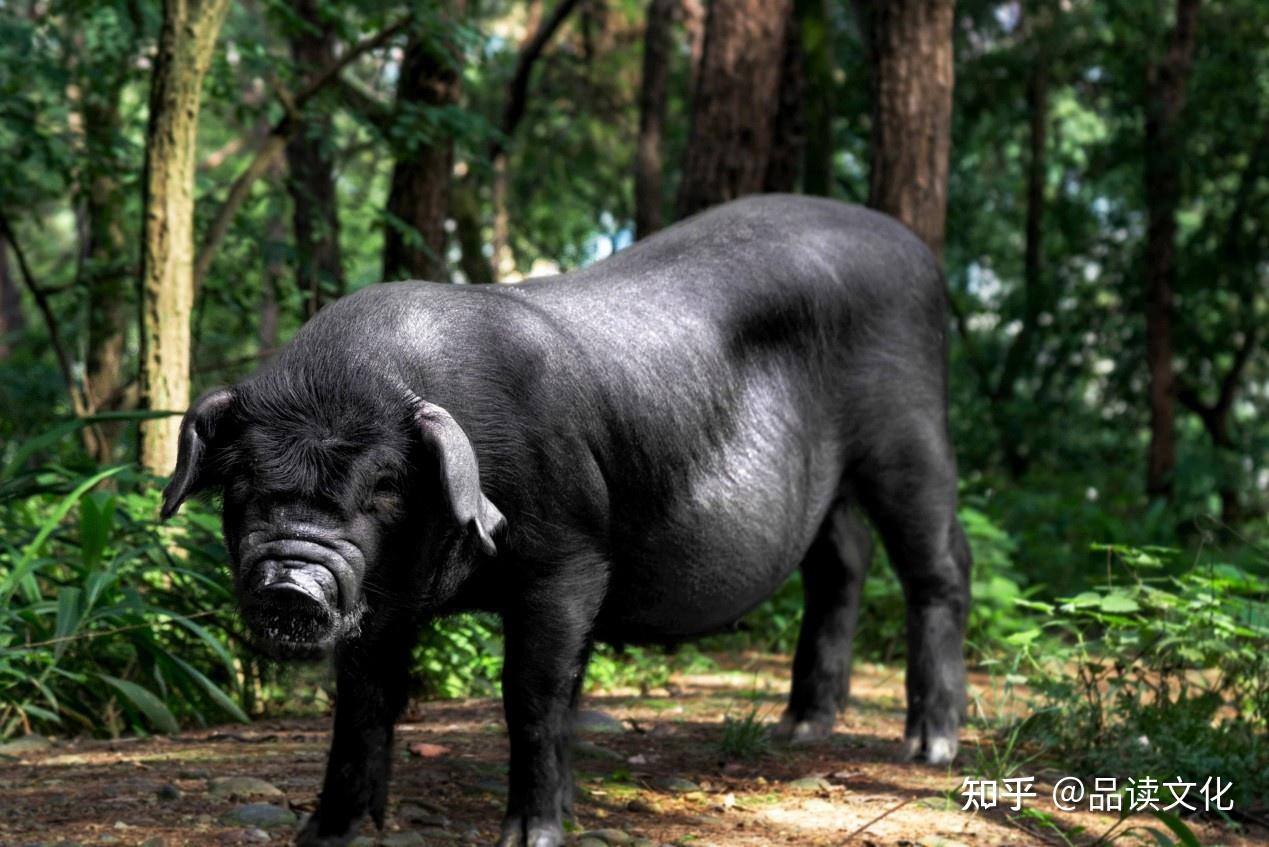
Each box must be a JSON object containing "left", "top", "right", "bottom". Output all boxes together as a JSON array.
[{"left": 0, "top": 0, "right": 1266, "bottom": 739}]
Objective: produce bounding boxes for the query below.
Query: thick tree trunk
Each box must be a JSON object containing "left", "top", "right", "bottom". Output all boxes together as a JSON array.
[
  {"left": 138, "top": 0, "right": 231, "bottom": 475},
  {"left": 676, "top": 0, "right": 794, "bottom": 218},
  {"left": 81, "top": 72, "right": 131, "bottom": 461},
  {"left": 854, "top": 0, "right": 955, "bottom": 258},
  {"left": 635, "top": 0, "right": 675, "bottom": 240},
  {"left": 795, "top": 0, "right": 833, "bottom": 196},
  {"left": 0, "top": 242, "right": 21, "bottom": 359},
  {"left": 451, "top": 176, "right": 495, "bottom": 285},
  {"left": 1143, "top": 0, "right": 1200, "bottom": 500},
  {"left": 763, "top": 4, "right": 807, "bottom": 193},
  {"left": 382, "top": 19, "right": 464, "bottom": 283},
  {"left": 286, "top": 0, "right": 344, "bottom": 313}
]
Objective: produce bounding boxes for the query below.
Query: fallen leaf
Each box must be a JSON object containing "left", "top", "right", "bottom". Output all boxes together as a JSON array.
[{"left": 408, "top": 743, "right": 451, "bottom": 758}]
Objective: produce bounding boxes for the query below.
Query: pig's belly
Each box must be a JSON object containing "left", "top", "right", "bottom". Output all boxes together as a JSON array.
[{"left": 598, "top": 396, "right": 842, "bottom": 642}]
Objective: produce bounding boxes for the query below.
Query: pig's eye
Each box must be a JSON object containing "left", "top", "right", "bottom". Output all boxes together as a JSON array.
[{"left": 370, "top": 480, "right": 404, "bottom": 516}]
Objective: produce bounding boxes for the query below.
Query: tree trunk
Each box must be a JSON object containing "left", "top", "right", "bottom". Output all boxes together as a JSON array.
[
  {"left": 796, "top": 0, "right": 833, "bottom": 196},
  {"left": 138, "top": 0, "right": 232, "bottom": 475},
  {"left": 286, "top": 0, "right": 344, "bottom": 314},
  {"left": 635, "top": 0, "right": 675, "bottom": 240},
  {"left": 81, "top": 68, "right": 131, "bottom": 461},
  {"left": 676, "top": 0, "right": 794, "bottom": 218},
  {"left": 382, "top": 17, "right": 465, "bottom": 283},
  {"left": 0, "top": 241, "right": 21, "bottom": 359},
  {"left": 451, "top": 176, "right": 495, "bottom": 284},
  {"left": 763, "top": 4, "right": 807, "bottom": 193},
  {"left": 854, "top": 0, "right": 955, "bottom": 258},
  {"left": 1143, "top": 0, "right": 1200, "bottom": 500},
  {"left": 991, "top": 4, "right": 1052, "bottom": 477}
]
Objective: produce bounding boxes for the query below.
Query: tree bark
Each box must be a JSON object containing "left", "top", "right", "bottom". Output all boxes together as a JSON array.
[
  {"left": 382, "top": 15, "right": 465, "bottom": 283},
  {"left": 286, "top": 0, "right": 344, "bottom": 313},
  {"left": 763, "top": 4, "right": 807, "bottom": 193},
  {"left": 0, "top": 241, "right": 22, "bottom": 360},
  {"left": 991, "top": 3, "right": 1052, "bottom": 477},
  {"left": 854, "top": 0, "right": 955, "bottom": 258},
  {"left": 138, "top": 0, "right": 232, "bottom": 475},
  {"left": 795, "top": 0, "right": 833, "bottom": 196},
  {"left": 675, "top": 0, "right": 794, "bottom": 218},
  {"left": 635, "top": 0, "right": 675, "bottom": 240},
  {"left": 1143, "top": 0, "right": 1200, "bottom": 500},
  {"left": 81, "top": 65, "right": 131, "bottom": 461}
]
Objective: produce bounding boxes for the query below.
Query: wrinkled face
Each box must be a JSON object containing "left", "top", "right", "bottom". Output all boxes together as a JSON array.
[
  {"left": 220, "top": 448, "right": 407, "bottom": 658},
  {"left": 162, "top": 382, "right": 506, "bottom": 661}
]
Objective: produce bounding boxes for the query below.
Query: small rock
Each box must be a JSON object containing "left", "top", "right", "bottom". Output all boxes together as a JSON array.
[
  {"left": 398, "top": 804, "right": 449, "bottom": 828},
  {"left": 631, "top": 841, "right": 658, "bottom": 847},
  {"left": 576, "top": 710, "right": 625, "bottom": 734},
  {"left": 95, "top": 837, "right": 119, "bottom": 845},
  {"left": 576, "top": 839, "right": 608, "bottom": 847},
  {"left": 350, "top": 838, "right": 376, "bottom": 847},
  {"left": 656, "top": 777, "right": 700, "bottom": 793},
  {"left": 0, "top": 735, "right": 51, "bottom": 755},
  {"left": 686, "top": 814, "right": 724, "bottom": 826},
  {"left": 243, "top": 830, "right": 271, "bottom": 844},
  {"left": 786, "top": 777, "right": 831, "bottom": 791},
  {"left": 626, "top": 798, "right": 661, "bottom": 814},
  {"left": 157, "top": 783, "right": 183, "bottom": 801},
  {"left": 574, "top": 740, "right": 624, "bottom": 763},
  {"left": 209, "top": 776, "right": 284, "bottom": 799},
  {"left": 408, "top": 742, "right": 452, "bottom": 758},
  {"left": 219, "top": 803, "right": 298, "bottom": 829},
  {"left": 400, "top": 798, "right": 448, "bottom": 815},
  {"left": 581, "top": 831, "right": 633, "bottom": 846},
  {"left": 381, "top": 833, "right": 427, "bottom": 847},
  {"left": 140, "top": 838, "right": 166, "bottom": 847},
  {"left": 917, "top": 838, "right": 970, "bottom": 847}
]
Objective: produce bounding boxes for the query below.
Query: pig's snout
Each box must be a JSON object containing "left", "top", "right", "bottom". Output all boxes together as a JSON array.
[{"left": 237, "top": 532, "right": 365, "bottom": 654}]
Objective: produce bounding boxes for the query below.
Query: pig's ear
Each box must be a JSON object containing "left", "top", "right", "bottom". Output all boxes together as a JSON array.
[
  {"left": 413, "top": 400, "right": 506, "bottom": 556},
  {"left": 161, "top": 387, "right": 236, "bottom": 520}
]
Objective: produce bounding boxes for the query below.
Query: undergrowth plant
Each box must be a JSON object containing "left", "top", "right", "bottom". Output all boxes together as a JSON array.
[{"left": 1000, "top": 544, "right": 1269, "bottom": 813}]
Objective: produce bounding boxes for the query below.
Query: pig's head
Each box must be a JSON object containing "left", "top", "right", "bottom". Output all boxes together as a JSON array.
[{"left": 160, "top": 376, "right": 505, "bottom": 659}]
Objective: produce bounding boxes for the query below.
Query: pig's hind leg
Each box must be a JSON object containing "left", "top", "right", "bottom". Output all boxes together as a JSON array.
[
  {"left": 859, "top": 420, "right": 970, "bottom": 765},
  {"left": 776, "top": 499, "right": 873, "bottom": 743}
]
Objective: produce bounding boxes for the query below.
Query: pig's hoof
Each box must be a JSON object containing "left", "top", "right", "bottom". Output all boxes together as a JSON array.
[
  {"left": 773, "top": 711, "right": 834, "bottom": 745},
  {"left": 902, "top": 731, "right": 958, "bottom": 765},
  {"left": 295, "top": 810, "right": 363, "bottom": 847},
  {"left": 497, "top": 815, "right": 563, "bottom": 847}
]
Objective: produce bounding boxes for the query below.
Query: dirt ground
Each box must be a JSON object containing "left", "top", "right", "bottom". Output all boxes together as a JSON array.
[{"left": 0, "top": 653, "right": 1263, "bottom": 847}]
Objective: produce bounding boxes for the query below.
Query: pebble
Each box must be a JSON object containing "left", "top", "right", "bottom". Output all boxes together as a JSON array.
[
  {"left": 625, "top": 797, "right": 662, "bottom": 814},
  {"left": 381, "top": 833, "right": 428, "bottom": 847},
  {"left": 219, "top": 803, "right": 298, "bottom": 829},
  {"left": 209, "top": 776, "right": 284, "bottom": 799},
  {"left": 140, "top": 838, "right": 166, "bottom": 847},
  {"left": 786, "top": 776, "right": 832, "bottom": 791},
  {"left": 0, "top": 735, "right": 51, "bottom": 755},
  {"left": 574, "top": 740, "right": 624, "bottom": 763},
  {"left": 575, "top": 710, "right": 626, "bottom": 734},
  {"left": 580, "top": 830, "right": 633, "bottom": 846},
  {"left": 157, "top": 783, "right": 183, "bottom": 801},
  {"left": 656, "top": 777, "right": 700, "bottom": 793},
  {"left": 243, "top": 830, "right": 271, "bottom": 844},
  {"left": 576, "top": 839, "right": 608, "bottom": 847}
]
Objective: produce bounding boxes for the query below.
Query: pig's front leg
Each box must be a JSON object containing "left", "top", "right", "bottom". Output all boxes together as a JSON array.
[
  {"left": 497, "top": 575, "right": 604, "bottom": 847},
  {"left": 297, "top": 628, "right": 416, "bottom": 847}
]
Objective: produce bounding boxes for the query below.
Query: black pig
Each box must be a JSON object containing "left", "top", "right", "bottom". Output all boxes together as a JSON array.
[{"left": 162, "top": 195, "right": 971, "bottom": 847}]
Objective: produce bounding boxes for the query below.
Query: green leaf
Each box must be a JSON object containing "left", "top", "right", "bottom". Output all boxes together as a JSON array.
[
  {"left": 169, "top": 656, "right": 249, "bottom": 724},
  {"left": 98, "top": 674, "right": 180, "bottom": 734},
  {"left": 1149, "top": 810, "right": 1202, "bottom": 847},
  {"left": 52, "top": 587, "right": 82, "bottom": 659}
]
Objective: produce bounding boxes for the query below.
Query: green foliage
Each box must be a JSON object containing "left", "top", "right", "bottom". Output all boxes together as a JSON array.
[
  {"left": 718, "top": 704, "right": 770, "bottom": 761},
  {"left": 0, "top": 449, "right": 248, "bottom": 737},
  {"left": 998, "top": 545, "right": 1269, "bottom": 811}
]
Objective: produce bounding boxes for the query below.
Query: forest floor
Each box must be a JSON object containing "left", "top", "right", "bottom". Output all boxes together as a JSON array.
[{"left": 1, "top": 652, "right": 1264, "bottom": 847}]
